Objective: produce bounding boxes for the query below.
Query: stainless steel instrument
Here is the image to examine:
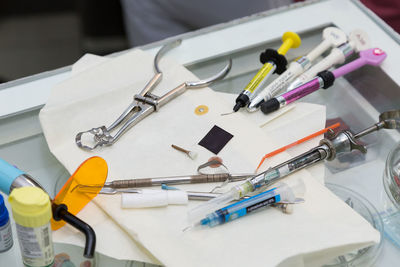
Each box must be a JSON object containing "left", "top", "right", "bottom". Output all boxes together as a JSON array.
[
  {"left": 256, "top": 109, "right": 400, "bottom": 188},
  {"left": 75, "top": 39, "right": 232, "bottom": 150},
  {"left": 72, "top": 172, "right": 254, "bottom": 192},
  {"left": 99, "top": 187, "right": 226, "bottom": 201}
]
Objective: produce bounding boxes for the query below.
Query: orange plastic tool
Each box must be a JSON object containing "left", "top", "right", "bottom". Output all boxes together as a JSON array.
[
  {"left": 256, "top": 123, "right": 340, "bottom": 172},
  {"left": 51, "top": 156, "right": 108, "bottom": 230}
]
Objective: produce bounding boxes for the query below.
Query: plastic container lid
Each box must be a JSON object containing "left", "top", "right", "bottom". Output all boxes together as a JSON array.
[
  {"left": 9, "top": 187, "right": 51, "bottom": 228},
  {"left": 0, "top": 194, "right": 10, "bottom": 227}
]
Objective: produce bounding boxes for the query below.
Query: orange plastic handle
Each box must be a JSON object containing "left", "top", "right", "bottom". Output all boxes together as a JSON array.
[{"left": 256, "top": 123, "right": 340, "bottom": 172}]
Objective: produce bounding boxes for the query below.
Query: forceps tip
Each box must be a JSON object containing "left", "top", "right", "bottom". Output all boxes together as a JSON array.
[{"left": 75, "top": 126, "right": 111, "bottom": 151}]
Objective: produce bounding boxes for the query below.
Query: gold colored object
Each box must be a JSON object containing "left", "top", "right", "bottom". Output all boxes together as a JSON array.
[{"left": 195, "top": 105, "right": 209, "bottom": 115}]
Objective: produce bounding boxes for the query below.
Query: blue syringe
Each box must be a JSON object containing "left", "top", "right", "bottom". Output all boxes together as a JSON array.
[{"left": 196, "top": 181, "right": 304, "bottom": 228}]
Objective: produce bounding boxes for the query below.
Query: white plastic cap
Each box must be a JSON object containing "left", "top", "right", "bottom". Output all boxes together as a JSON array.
[
  {"left": 281, "top": 204, "right": 293, "bottom": 214},
  {"left": 121, "top": 189, "right": 188, "bottom": 208},
  {"left": 188, "top": 151, "right": 198, "bottom": 160},
  {"left": 348, "top": 29, "right": 370, "bottom": 52}
]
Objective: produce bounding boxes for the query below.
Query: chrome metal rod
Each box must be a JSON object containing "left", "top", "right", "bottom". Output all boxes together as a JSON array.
[
  {"left": 104, "top": 173, "right": 254, "bottom": 188},
  {"left": 353, "top": 121, "right": 384, "bottom": 139}
]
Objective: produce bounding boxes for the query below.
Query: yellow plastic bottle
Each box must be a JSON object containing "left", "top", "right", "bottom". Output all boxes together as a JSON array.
[{"left": 9, "top": 187, "right": 54, "bottom": 267}]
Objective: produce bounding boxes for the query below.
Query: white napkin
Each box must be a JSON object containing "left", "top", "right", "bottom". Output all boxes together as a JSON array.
[{"left": 39, "top": 49, "right": 379, "bottom": 266}]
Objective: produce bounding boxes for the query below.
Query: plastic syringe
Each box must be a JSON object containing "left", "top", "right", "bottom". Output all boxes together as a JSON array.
[
  {"left": 188, "top": 148, "right": 324, "bottom": 222},
  {"left": 260, "top": 48, "right": 387, "bottom": 114},
  {"left": 248, "top": 27, "right": 347, "bottom": 111},
  {"left": 233, "top": 32, "right": 301, "bottom": 112},
  {"left": 197, "top": 181, "right": 304, "bottom": 228},
  {"left": 286, "top": 29, "right": 370, "bottom": 91}
]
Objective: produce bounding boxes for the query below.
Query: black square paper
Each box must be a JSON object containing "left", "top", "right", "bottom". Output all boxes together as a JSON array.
[{"left": 198, "top": 125, "right": 234, "bottom": 154}]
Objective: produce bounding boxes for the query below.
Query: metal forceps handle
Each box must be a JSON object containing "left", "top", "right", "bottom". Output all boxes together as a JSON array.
[
  {"left": 75, "top": 40, "right": 181, "bottom": 150},
  {"left": 155, "top": 59, "right": 232, "bottom": 108},
  {"left": 76, "top": 39, "right": 232, "bottom": 150}
]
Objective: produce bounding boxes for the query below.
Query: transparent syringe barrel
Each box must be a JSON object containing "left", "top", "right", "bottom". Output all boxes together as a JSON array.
[
  {"left": 202, "top": 186, "right": 280, "bottom": 227},
  {"left": 188, "top": 145, "right": 328, "bottom": 223},
  {"left": 188, "top": 181, "right": 253, "bottom": 223},
  {"left": 201, "top": 181, "right": 305, "bottom": 227}
]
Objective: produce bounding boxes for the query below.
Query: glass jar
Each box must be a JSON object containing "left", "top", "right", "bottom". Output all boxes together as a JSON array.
[
  {"left": 381, "top": 142, "right": 400, "bottom": 247},
  {"left": 323, "top": 183, "right": 383, "bottom": 267}
]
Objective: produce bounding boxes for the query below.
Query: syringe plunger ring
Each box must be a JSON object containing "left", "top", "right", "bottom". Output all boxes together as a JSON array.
[{"left": 259, "top": 49, "right": 288, "bottom": 74}]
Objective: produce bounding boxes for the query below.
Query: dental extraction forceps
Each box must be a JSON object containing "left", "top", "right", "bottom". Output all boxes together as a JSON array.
[{"left": 76, "top": 39, "right": 232, "bottom": 150}]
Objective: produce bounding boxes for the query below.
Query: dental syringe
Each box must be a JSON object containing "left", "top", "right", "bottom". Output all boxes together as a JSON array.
[
  {"left": 197, "top": 181, "right": 304, "bottom": 228},
  {"left": 260, "top": 48, "right": 387, "bottom": 114},
  {"left": 286, "top": 29, "right": 369, "bottom": 91},
  {"left": 232, "top": 32, "right": 301, "bottom": 112},
  {"left": 188, "top": 110, "right": 400, "bottom": 222},
  {"left": 248, "top": 27, "right": 347, "bottom": 111},
  {"left": 188, "top": 147, "right": 323, "bottom": 222}
]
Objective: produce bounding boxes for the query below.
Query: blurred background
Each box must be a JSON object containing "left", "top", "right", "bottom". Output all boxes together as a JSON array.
[
  {"left": 0, "top": 0, "right": 128, "bottom": 82},
  {"left": 0, "top": 0, "right": 398, "bottom": 83}
]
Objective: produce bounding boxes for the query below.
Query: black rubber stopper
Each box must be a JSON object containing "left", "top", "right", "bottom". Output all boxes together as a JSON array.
[
  {"left": 52, "top": 203, "right": 67, "bottom": 221},
  {"left": 260, "top": 98, "right": 280, "bottom": 114},
  {"left": 317, "top": 70, "right": 335, "bottom": 89},
  {"left": 233, "top": 94, "right": 250, "bottom": 112},
  {"left": 259, "top": 48, "right": 288, "bottom": 74}
]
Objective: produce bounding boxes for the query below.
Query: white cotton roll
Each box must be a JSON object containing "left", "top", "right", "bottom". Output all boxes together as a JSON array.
[
  {"left": 121, "top": 190, "right": 188, "bottom": 208},
  {"left": 122, "top": 190, "right": 168, "bottom": 208},
  {"left": 167, "top": 190, "right": 188, "bottom": 205}
]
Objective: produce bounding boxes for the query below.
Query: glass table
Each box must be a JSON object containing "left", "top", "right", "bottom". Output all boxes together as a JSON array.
[{"left": 1, "top": 0, "right": 400, "bottom": 265}]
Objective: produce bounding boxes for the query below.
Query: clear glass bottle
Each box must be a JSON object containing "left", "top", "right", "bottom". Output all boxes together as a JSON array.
[
  {"left": 323, "top": 183, "right": 383, "bottom": 267},
  {"left": 381, "top": 142, "right": 400, "bottom": 248}
]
